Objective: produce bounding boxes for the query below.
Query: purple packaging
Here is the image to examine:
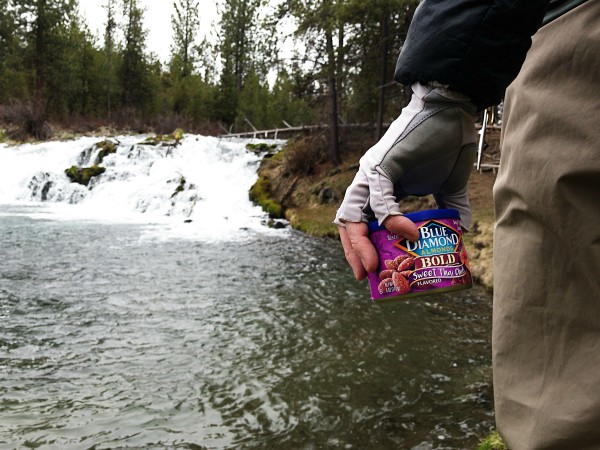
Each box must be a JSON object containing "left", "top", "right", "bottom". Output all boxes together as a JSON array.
[{"left": 367, "top": 209, "right": 472, "bottom": 302}]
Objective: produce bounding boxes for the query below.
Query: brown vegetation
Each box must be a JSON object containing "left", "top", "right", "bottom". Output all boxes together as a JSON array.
[
  {"left": 0, "top": 112, "right": 223, "bottom": 144},
  {"left": 2, "top": 98, "right": 52, "bottom": 141}
]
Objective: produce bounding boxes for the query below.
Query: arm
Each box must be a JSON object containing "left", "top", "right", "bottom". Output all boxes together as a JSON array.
[
  {"left": 395, "top": 0, "right": 550, "bottom": 109},
  {"left": 337, "top": 0, "right": 550, "bottom": 280}
]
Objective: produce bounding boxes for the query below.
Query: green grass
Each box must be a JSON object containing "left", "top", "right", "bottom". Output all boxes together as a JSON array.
[
  {"left": 285, "top": 206, "right": 339, "bottom": 238},
  {"left": 477, "top": 431, "right": 507, "bottom": 450}
]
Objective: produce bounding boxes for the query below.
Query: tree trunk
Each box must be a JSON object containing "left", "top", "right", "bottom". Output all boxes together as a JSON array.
[
  {"left": 325, "top": 28, "right": 341, "bottom": 166},
  {"left": 376, "top": 16, "right": 388, "bottom": 140}
]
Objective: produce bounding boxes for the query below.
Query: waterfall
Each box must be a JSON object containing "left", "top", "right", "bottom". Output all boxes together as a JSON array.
[{"left": 0, "top": 135, "right": 284, "bottom": 240}]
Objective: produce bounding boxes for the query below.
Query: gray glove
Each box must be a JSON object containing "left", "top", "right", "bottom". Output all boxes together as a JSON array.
[{"left": 334, "top": 82, "right": 478, "bottom": 230}]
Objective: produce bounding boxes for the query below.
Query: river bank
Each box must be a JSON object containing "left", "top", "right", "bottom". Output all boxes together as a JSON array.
[{"left": 250, "top": 130, "right": 498, "bottom": 292}]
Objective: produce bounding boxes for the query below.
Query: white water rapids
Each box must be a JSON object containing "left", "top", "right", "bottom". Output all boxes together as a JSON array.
[{"left": 0, "top": 135, "right": 285, "bottom": 240}]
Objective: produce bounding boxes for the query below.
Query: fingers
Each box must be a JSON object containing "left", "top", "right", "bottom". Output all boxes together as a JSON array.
[
  {"left": 339, "top": 226, "right": 367, "bottom": 280},
  {"left": 339, "top": 217, "right": 418, "bottom": 282},
  {"left": 339, "top": 223, "right": 379, "bottom": 280},
  {"left": 383, "top": 215, "right": 420, "bottom": 241}
]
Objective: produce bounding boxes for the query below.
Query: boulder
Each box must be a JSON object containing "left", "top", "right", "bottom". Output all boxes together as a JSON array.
[
  {"left": 94, "top": 140, "right": 118, "bottom": 164},
  {"left": 65, "top": 165, "right": 106, "bottom": 186},
  {"left": 246, "top": 142, "right": 278, "bottom": 155},
  {"left": 139, "top": 128, "right": 184, "bottom": 147}
]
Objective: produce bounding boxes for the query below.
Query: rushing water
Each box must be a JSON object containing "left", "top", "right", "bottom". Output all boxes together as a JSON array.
[{"left": 0, "top": 136, "right": 493, "bottom": 449}]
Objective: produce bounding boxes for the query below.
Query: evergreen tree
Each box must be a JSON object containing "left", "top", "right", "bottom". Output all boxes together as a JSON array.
[
  {"left": 282, "top": 0, "right": 345, "bottom": 164},
  {"left": 0, "top": 0, "right": 27, "bottom": 103},
  {"left": 268, "top": 67, "right": 315, "bottom": 127},
  {"left": 103, "top": 0, "right": 119, "bottom": 119},
  {"left": 195, "top": 36, "right": 217, "bottom": 84},
  {"left": 341, "top": 0, "right": 417, "bottom": 136},
  {"left": 236, "top": 67, "right": 269, "bottom": 129},
  {"left": 13, "top": 0, "right": 79, "bottom": 111},
  {"left": 171, "top": 0, "right": 199, "bottom": 78},
  {"left": 216, "top": 0, "right": 270, "bottom": 126},
  {"left": 62, "top": 14, "right": 104, "bottom": 116},
  {"left": 119, "top": 0, "right": 151, "bottom": 112}
]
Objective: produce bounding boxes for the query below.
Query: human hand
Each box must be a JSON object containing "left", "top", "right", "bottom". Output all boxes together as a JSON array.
[
  {"left": 335, "top": 83, "right": 478, "bottom": 279},
  {"left": 339, "top": 216, "right": 419, "bottom": 281}
]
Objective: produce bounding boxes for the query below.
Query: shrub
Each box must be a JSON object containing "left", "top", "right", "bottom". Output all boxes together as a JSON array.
[
  {"left": 150, "top": 112, "right": 190, "bottom": 135},
  {"left": 281, "top": 136, "right": 325, "bottom": 176},
  {"left": 3, "top": 98, "right": 52, "bottom": 141}
]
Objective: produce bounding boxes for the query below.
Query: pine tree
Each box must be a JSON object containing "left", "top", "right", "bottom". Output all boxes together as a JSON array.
[
  {"left": 282, "top": 0, "right": 344, "bottom": 164},
  {"left": 0, "top": 0, "right": 26, "bottom": 103},
  {"left": 61, "top": 13, "right": 104, "bottom": 117},
  {"left": 341, "top": 0, "right": 417, "bottom": 137},
  {"left": 171, "top": 0, "right": 199, "bottom": 78},
  {"left": 13, "top": 0, "right": 79, "bottom": 106},
  {"left": 103, "top": 0, "right": 119, "bottom": 119},
  {"left": 119, "top": 0, "right": 150, "bottom": 111},
  {"left": 216, "top": 0, "right": 269, "bottom": 126}
]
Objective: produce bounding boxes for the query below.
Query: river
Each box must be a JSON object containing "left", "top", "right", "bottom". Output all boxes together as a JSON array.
[{"left": 0, "top": 136, "right": 493, "bottom": 449}]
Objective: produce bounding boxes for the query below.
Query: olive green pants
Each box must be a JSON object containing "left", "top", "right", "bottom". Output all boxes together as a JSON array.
[{"left": 493, "top": 2, "right": 600, "bottom": 449}]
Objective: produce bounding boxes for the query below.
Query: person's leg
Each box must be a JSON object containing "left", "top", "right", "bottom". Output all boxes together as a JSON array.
[{"left": 493, "top": 2, "right": 600, "bottom": 449}]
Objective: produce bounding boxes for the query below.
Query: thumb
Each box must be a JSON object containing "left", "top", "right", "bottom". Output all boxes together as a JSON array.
[{"left": 383, "top": 215, "right": 419, "bottom": 241}]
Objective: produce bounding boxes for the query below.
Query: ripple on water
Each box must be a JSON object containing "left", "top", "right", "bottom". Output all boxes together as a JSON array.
[{"left": 0, "top": 211, "right": 493, "bottom": 449}]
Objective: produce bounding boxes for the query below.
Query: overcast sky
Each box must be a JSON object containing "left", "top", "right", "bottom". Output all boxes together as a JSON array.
[{"left": 79, "top": 0, "right": 219, "bottom": 63}]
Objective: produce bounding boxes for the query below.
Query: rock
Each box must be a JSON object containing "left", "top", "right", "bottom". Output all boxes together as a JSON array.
[
  {"left": 139, "top": 128, "right": 184, "bottom": 147},
  {"left": 77, "top": 139, "right": 118, "bottom": 166},
  {"left": 94, "top": 140, "right": 118, "bottom": 164},
  {"left": 267, "top": 218, "right": 287, "bottom": 229},
  {"left": 170, "top": 176, "right": 187, "bottom": 198},
  {"left": 246, "top": 142, "right": 278, "bottom": 154},
  {"left": 172, "top": 128, "right": 184, "bottom": 142},
  {"left": 28, "top": 172, "right": 54, "bottom": 201},
  {"left": 249, "top": 176, "right": 283, "bottom": 218},
  {"left": 77, "top": 146, "right": 95, "bottom": 166},
  {"left": 64, "top": 165, "right": 106, "bottom": 186},
  {"left": 317, "top": 187, "right": 338, "bottom": 205}
]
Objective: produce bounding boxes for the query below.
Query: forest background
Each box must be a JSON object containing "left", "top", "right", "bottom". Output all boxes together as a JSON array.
[{"left": 0, "top": 0, "right": 420, "bottom": 164}]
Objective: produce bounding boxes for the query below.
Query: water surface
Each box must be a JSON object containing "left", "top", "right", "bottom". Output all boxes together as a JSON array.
[
  {"left": 0, "top": 136, "right": 493, "bottom": 449},
  {"left": 0, "top": 208, "right": 493, "bottom": 449}
]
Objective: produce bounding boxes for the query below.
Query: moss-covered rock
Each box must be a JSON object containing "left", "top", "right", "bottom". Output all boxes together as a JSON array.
[
  {"left": 65, "top": 165, "right": 106, "bottom": 186},
  {"left": 94, "top": 139, "right": 118, "bottom": 164},
  {"left": 172, "top": 128, "right": 184, "bottom": 142},
  {"left": 249, "top": 176, "right": 283, "bottom": 218},
  {"left": 139, "top": 128, "right": 184, "bottom": 146},
  {"left": 246, "top": 142, "right": 278, "bottom": 154}
]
